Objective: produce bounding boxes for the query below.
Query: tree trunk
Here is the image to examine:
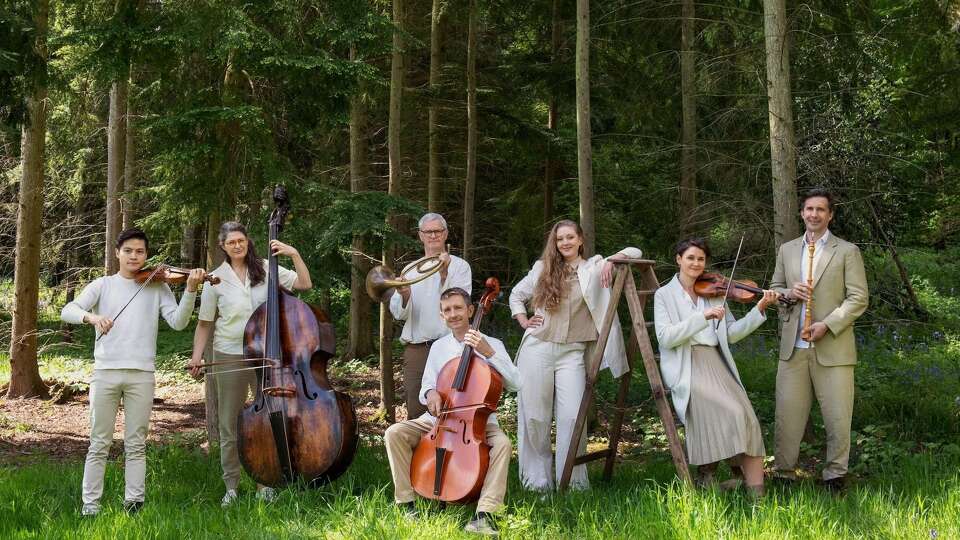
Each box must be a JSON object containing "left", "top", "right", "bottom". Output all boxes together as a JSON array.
[
  {"left": 575, "top": 0, "right": 595, "bottom": 257},
  {"left": 544, "top": 0, "right": 561, "bottom": 225},
  {"left": 8, "top": 0, "right": 50, "bottom": 399},
  {"left": 105, "top": 78, "right": 127, "bottom": 273},
  {"left": 346, "top": 46, "right": 373, "bottom": 361},
  {"left": 381, "top": 0, "right": 405, "bottom": 423},
  {"left": 427, "top": 0, "right": 445, "bottom": 212},
  {"left": 462, "top": 0, "right": 478, "bottom": 261},
  {"left": 122, "top": 76, "right": 136, "bottom": 230},
  {"left": 762, "top": 0, "right": 799, "bottom": 247},
  {"left": 679, "top": 0, "right": 697, "bottom": 234}
]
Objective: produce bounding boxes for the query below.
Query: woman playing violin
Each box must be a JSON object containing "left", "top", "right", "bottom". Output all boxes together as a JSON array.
[
  {"left": 654, "top": 237, "right": 778, "bottom": 497},
  {"left": 187, "top": 221, "right": 312, "bottom": 506}
]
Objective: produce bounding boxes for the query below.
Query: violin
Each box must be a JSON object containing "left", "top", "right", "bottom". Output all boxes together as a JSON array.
[
  {"left": 236, "top": 186, "right": 358, "bottom": 488},
  {"left": 134, "top": 265, "right": 220, "bottom": 285},
  {"left": 410, "top": 277, "right": 502, "bottom": 504},
  {"left": 695, "top": 272, "right": 795, "bottom": 306}
]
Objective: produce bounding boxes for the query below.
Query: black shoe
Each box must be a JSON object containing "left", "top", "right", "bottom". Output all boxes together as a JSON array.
[
  {"left": 464, "top": 512, "right": 499, "bottom": 536},
  {"left": 398, "top": 501, "right": 419, "bottom": 521},
  {"left": 823, "top": 477, "right": 846, "bottom": 495},
  {"left": 123, "top": 500, "right": 143, "bottom": 514}
]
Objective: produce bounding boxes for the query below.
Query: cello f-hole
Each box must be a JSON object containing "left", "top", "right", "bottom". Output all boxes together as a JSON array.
[{"left": 294, "top": 369, "right": 319, "bottom": 400}]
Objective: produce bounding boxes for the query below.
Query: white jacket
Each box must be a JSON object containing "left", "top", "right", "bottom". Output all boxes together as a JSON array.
[
  {"left": 509, "top": 247, "right": 642, "bottom": 378},
  {"left": 654, "top": 274, "right": 767, "bottom": 424}
]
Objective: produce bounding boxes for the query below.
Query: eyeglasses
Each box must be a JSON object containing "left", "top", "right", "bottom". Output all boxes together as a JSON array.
[
  {"left": 224, "top": 239, "right": 248, "bottom": 248},
  {"left": 419, "top": 229, "right": 446, "bottom": 237}
]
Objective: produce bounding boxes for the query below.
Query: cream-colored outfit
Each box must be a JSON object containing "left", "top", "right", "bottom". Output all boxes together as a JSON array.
[
  {"left": 198, "top": 260, "right": 297, "bottom": 489},
  {"left": 509, "top": 248, "right": 640, "bottom": 491},
  {"left": 771, "top": 231, "right": 868, "bottom": 480},
  {"left": 383, "top": 332, "right": 520, "bottom": 513}
]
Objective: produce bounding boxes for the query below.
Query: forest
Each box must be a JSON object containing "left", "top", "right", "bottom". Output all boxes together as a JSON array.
[{"left": 2, "top": 0, "right": 960, "bottom": 538}]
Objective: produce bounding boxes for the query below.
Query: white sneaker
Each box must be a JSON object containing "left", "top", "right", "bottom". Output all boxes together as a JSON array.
[
  {"left": 81, "top": 503, "right": 100, "bottom": 517},
  {"left": 220, "top": 489, "right": 239, "bottom": 508},
  {"left": 256, "top": 487, "right": 277, "bottom": 503}
]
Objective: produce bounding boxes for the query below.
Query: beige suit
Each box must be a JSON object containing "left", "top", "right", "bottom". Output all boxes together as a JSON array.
[{"left": 770, "top": 233, "right": 868, "bottom": 480}]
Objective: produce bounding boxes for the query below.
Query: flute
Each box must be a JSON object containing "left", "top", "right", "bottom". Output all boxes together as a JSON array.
[{"left": 802, "top": 240, "right": 815, "bottom": 346}]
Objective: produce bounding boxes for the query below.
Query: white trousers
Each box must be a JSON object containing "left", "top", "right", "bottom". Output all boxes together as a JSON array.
[
  {"left": 516, "top": 336, "right": 589, "bottom": 491},
  {"left": 82, "top": 369, "right": 155, "bottom": 507}
]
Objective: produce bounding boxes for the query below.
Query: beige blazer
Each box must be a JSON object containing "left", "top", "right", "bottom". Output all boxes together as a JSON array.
[
  {"left": 770, "top": 234, "right": 869, "bottom": 364},
  {"left": 509, "top": 248, "right": 642, "bottom": 378}
]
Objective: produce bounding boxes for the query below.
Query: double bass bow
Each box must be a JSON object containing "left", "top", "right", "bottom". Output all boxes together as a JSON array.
[
  {"left": 236, "top": 186, "right": 358, "bottom": 488},
  {"left": 410, "top": 278, "right": 503, "bottom": 504}
]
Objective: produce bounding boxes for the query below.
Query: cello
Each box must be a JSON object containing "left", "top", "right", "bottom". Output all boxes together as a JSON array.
[
  {"left": 410, "top": 278, "right": 502, "bottom": 503},
  {"left": 236, "top": 186, "right": 358, "bottom": 488}
]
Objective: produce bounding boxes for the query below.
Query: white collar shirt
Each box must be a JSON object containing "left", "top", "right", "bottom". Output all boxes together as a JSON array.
[{"left": 389, "top": 255, "right": 472, "bottom": 344}]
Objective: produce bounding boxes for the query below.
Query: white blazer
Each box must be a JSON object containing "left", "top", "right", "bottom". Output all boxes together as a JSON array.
[
  {"left": 509, "top": 247, "right": 642, "bottom": 378},
  {"left": 654, "top": 274, "right": 767, "bottom": 424}
]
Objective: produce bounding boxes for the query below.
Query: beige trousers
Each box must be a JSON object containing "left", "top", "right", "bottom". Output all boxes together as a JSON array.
[
  {"left": 774, "top": 347, "right": 855, "bottom": 480},
  {"left": 402, "top": 342, "right": 431, "bottom": 418},
  {"left": 82, "top": 369, "right": 155, "bottom": 508},
  {"left": 384, "top": 417, "right": 512, "bottom": 513},
  {"left": 213, "top": 352, "right": 256, "bottom": 490}
]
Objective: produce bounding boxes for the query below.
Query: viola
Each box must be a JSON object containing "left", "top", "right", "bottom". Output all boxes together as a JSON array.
[
  {"left": 695, "top": 272, "right": 795, "bottom": 306},
  {"left": 134, "top": 265, "right": 220, "bottom": 286},
  {"left": 236, "top": 186, "right": 358, "bottom": 488},
  {"left": 410, "top": 277, "right": 502, "bottom": 504}
]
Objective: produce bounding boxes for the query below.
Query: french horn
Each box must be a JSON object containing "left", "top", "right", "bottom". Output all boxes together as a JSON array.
[{"left": 366, "top": 254, "right": 445, "bottom": 303}]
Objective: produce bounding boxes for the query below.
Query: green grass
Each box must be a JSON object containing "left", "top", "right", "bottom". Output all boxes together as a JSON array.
[{"left": 1, "top": 443, "right": 959, "bottom": 539}]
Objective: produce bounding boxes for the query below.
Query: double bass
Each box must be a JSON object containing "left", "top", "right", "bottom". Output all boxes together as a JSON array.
[
  {"left": 237, "top": 186, "right": 358, "bottom": 487},
  {"left": 410, "top": 278, "right": 502, "bottom": 503}
]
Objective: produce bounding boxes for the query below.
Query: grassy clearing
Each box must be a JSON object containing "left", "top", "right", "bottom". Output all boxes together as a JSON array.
[{"left": 1, "top": 442, "right": 959, "bottom": 539}]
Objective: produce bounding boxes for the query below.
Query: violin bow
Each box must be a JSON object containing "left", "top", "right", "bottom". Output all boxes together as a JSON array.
[
  {"left": 96, "top": 264, "right": 167, "bottom": 341},
  {"left": 715, "top": 235, "right": 745, "bottom": 330}
]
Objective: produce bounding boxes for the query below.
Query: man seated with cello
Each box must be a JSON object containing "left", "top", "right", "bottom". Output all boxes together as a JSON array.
[{"left": 384, "top": 287, "right": 521, "bottom": 536}]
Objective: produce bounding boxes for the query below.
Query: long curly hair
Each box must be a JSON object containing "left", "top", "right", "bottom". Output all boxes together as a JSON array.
[{"left": 531, "top": 220, "right": 584, "bottom": 311}]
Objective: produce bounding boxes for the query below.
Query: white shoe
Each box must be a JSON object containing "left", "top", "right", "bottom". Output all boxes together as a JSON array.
[
  {"left": 256, "top": 487, "right": 277, "bottom": 503},
  {"left": 220, "top": 489, "right": 239, "bottom": 508},
  {"left": 81, "top": 503, "right": 100, "bottom": 517}
]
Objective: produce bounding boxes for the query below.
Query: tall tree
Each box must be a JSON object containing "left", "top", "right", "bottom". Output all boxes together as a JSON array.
[
  {"left": 575, "top": 0, "right": 595, "bottom": 256},
  {"left": 427, "top": 0, "right": 445, "bottom": 212},
  {"left": 8, "top": 0, "right": 51, "bottom": 399},
  {"left": 346, "top": 48, "right": 374, "bottom": 361},
  {"left": 122, "top": 74, "right": 136, "bottom": 230},
  {"left": 679, "top": 0, "right": 697, "bottom": 234},
  {"left": 543, "top": 0, "right": 561, "bottom": 225},
  {"left": 105, "top": 77, "right": 127, "bottom": 272},
  {"left": 763, "top": 0, "right": 799, "bottom": 246},
  {"left": 462, "top": 0, "right": 478, "bottom": 261},
  {"left": 381, "top": 0, "right": 405, "bottom": 423}
]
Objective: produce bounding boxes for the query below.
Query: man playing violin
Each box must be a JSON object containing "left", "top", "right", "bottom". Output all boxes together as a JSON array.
[
  {"left": 770, "top": 188, "right": 869, "bottom": 493},
  {"left": 390, "top": 213, "right": 472, "bottom": 418},
  {"left": 61, "top": 228, "right": 206, "bottom": 516},
  {"left": 384, "top": 287, "right": 520, "bottom": 536}
]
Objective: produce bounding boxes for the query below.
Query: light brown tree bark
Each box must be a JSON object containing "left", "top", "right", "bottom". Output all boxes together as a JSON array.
[
  {"left": 462, "top": 0, "right": 478, "bottom": 261},
  {"left": 575, "top": 0, "right": 595, "bottom": 256},
  {"left": 381, "top": 0, "right": 406, "bottom": 423},
  {"left": 122, "top": 76, "right": 136, "bottom": 230},
  {"left": 346, "top": 47, "right": 374, "bottom": 361},
  {"left": 8, "top": 0, "right": 50, "bottom": 399},
  {"left": 763, "top": 0, "right": 799, "bottom": 246},
  {"left": 544, "top": 0, "right": 561, "bottom": 225},
  {"left": 679, "top": 0, "right": 697, "bottom": 234},
  {"left": 427, "top": 0, "right": 446, "bottom": 212},
  {"left": 105, "top": 78, "right": 127, "bottom": 273}
]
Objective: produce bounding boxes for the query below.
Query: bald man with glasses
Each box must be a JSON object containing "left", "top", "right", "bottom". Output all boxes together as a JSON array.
[{"left": 389, "top": 213, "right": 472, "bottom": 418}]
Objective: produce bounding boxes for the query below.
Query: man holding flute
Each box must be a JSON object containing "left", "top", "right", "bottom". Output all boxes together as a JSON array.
[{"left": 770, "top": 188, "right": 869, "bottom": 492}]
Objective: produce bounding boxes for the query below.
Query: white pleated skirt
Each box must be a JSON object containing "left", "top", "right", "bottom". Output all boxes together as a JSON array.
[{"left": 685, "top": 345, "right": 765, "bottom": 465}]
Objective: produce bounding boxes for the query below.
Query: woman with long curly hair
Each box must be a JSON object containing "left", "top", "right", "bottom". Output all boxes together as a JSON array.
[
  {"left": 187, "top": 221, "right": 312, "bottom": 506},
  {"left": 509, "top": 220, "right": 641, "bottom": 491}
]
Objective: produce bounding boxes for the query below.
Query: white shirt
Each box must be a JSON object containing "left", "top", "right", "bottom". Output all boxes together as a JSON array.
[
  {"left": 795, "top": 230, "right": 831, "bottom": 348},
  {"left": 678, "top": 292, "right": 720, "bottom": 347},
  {"left": 198, "top": 260, "right": 298, "bottom": 354},
  {"left": 416, "top": 332, "right": 521, "bottom": 426},
  {"left": 61, "top": 274, "right": 196, "bottom": 371},
  {"left": 389, "top": 255, "right": 472, "bottom": 344}
]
